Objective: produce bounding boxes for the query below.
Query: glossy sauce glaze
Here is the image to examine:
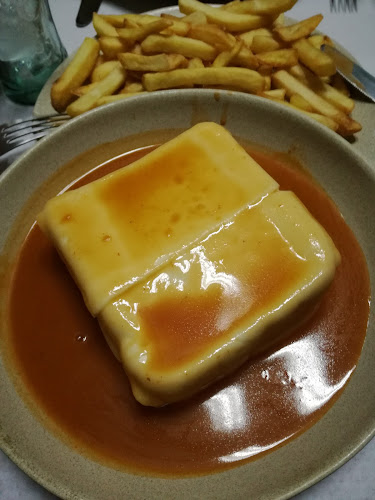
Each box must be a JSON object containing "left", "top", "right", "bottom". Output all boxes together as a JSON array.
[{"left": 8, "top": 144, "right": 370, "bottom": 476}]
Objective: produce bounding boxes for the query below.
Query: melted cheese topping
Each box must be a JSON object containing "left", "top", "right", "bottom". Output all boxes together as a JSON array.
[
  {"left": 99, "top": 191, "right": 340, "bottom": 406},
  {"left": 39, "top": 123, "right": 340, "bottom": 407},
  {"left": 39, "top": 123, "right": 278, "bottom": 315}
]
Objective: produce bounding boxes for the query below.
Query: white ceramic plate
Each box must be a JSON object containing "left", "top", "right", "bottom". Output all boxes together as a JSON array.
[{"left": 1, "top": 90, "right": 374, "bottom": 499}]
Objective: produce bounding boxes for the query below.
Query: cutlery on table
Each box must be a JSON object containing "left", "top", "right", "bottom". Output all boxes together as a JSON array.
[{"left": 322, "top": 44, "right": 375, "bottom": 103}]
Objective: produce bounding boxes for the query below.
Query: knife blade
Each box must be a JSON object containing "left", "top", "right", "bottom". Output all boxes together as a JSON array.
[
  {"left": 76, "top": 0, "right": 102, "bottom": 27},
  {"left": 322, "top": 44, "right": 375, "bottom": 103}
]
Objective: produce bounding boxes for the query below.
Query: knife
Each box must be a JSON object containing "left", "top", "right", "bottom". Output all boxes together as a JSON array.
[
  {"left": 322, "top": 44, "right": 375, "bottom": 103},
  {"left": 76, "top": 0, "right": 102, "bottom": 27}
]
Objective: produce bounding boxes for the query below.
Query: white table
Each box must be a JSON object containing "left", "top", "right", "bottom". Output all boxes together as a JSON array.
[{"left": 1, "top": 1, "right": 374, "bottom": 498}]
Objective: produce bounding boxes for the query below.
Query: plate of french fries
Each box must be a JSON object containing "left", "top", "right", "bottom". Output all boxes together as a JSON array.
[{"left": 33, "top": 0, "right": 364, "bottom": 137}]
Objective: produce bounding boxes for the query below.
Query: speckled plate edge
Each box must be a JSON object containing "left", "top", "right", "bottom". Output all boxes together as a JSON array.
[{"left": 1, "top": 90, "right": 374, "bottom": 500}]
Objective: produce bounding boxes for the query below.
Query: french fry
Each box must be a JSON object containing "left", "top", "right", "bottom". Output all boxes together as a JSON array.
[
  {"left": 159, "top": 13, "right": 181, "bottom": 21},
  {"left": 120, "top": 81, "right": 144, "bottom": 93},
  {"left": 232, "top": 45, "right": 259, "bottom": 70},
  {"left": 293, "top": 38, "right": 336, "bottom": 76},
  {"left": 72, "top": 82, "right": 99, "bottom": 97},
  {"left": 274, "top": 14, "right": 323, "bottom": 42},
  {"left": 123, "top": 18, "right": 141, "bottom": 29},
  {"left": 188, "top": 57, "right": 205, "bottom": 68},
  {"left": 188, "top": 23, "right": 234, "bottom": 51},
  {"left": 161, "top": 23, "right": 191, "bottom": 37},
  {"left": 272, "top": 70, "right": 361, "bottom": 134},
  {"left": 131, "top": 43, "right": 142, "bottom": 55},
  {"left": 49, "top": 0, "right": 362, "bottom": 136},
  {"left": 117, "top": 19, "right": 172, "bottom": 43},
  {"left": 256, "top": 48, "right": 298, "bottom": 67},
  {"left": 182, "top": 11, "right": 207, "bottom": 25},
  {"left": 158, "top": 14, "right": 191, "bottom": 36},
  {"left": 92, "top": 13, "right": 118, "bottom": 37},
  {"left": 307, "top": 34, "right": 334, "bottom": 50},
  {"left": 320, "top": 75, "right": 331, "bottom": 84},
  {"left": 99, "top": 36, "right": 129, "bottom": 59},
  {"left": 141, "top": 34, "right": 217, "bottom": 61},
  {"left": 213, "top": 40, "right": 243, "bottom": 67},
  {"left": 51, "top": 38, "right": 100, "bottom": 112},
  {"left": 239, "top": 28, "right": 273, "bottom": 47},
  {"left": 290, "top": 93, "right": 314, "bottom": 111},
  {"left": 221, "top": 0, "right": 240, "bottom": 9},
  {"left": 179, "top": 0, "right": 272, "bottom": 32},
  {"left": 223, "top": 0, "right": 298, "bottom": 15},
  {"left": 118, "top": 52, "right": 188, "bottom": 72},
  {"left": 307, "top": 34, "right": 324, "bottom": 50},
  {"left": 101, "top": 14, "right": 159, "bottom": 26},
  {"left": 259, "top": 88, "right": 286, "bottom": 99},
  {"left": 98, "top": 15, "right": 125, "bottom": 28},
  {"left": 66, "top": 66, "right": 126, "bottom": 117},
  {"left": 289, "top": 64, "right": 354, "bottom": 113},
  {"left": 91, "top": 60, "right": 122, "bottom": 82},
  {"left": 264, "top": 74, "right": 271, "bottom": 90},
  {"left": 93, "top": 54, "right": 105, "bottom": 68},
  {"left": 273, "top": 13, "right": 284, "bottom": 27},
  {"left": 143, "top": 67, "right": 265, "bottom": 93},
  {"left": 251, "top": 35, "right": 283, "bottom": 53}
]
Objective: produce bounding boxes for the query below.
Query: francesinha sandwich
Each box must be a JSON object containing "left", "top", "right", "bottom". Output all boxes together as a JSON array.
[{"left": 38, "top": 122, "right": 340, "bottom": 407}]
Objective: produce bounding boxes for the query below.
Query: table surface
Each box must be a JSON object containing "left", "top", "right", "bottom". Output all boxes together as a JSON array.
[{"left": 1, "top": 1, "right": 374, "bottom": 499}]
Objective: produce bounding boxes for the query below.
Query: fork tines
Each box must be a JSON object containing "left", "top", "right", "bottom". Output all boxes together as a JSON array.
[
  {"left": 1, "top": 114, "right": 70, "bottom": 155},
  {"left": 4, "top": 114, "right": 69, "bottom": 142},
  {"left": 330, "top": 0, "right": 358, "bottom": 13}
]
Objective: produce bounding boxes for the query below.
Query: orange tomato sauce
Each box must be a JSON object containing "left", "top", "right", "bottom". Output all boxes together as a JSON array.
[{"left": 7, "top": 144, "right": 370, "bottom": 476}]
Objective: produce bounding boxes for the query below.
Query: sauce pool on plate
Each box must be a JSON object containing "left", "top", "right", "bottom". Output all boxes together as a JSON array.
[{"left": 7, "top": 143, "right": 370, "bottom": 476}]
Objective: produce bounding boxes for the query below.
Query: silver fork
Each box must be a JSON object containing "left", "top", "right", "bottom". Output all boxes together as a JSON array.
[
  {"left": 330, "top": 0, "right": 358, "bottom": 13},
  {"left": 0, "top": 114, "right": 70, "bottom": 156}
]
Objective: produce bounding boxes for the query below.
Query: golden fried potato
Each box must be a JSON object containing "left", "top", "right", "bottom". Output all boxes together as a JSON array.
[
  {"left": 289, "top": 64, "right": 354, "bottom": 113},
  {"left": 141, "top": 34, "right": 217, "bottom": 61},
  {"left": 223, "top": 0, "right": 298, "bottom": 15},
  {"left": 51, "top": 38, "right": 100, "bottom": 112},
  {"left": 213, "top": 41, "right": 243, "bottom": 67},
  {"left": 92, "top": 13, "right": 118, "bottom": 36},
  {"left": 91, "top": 60, "right": 122, "bottom": 82},
  {"left": 274, "top": 14, "right": 323, "bottom": 42},
  {"left": 117, "top": 19, "right": 172, "bottom": 43},
  {"left": 251, "top": 35, "right": 284, "bottom": 53},
  {"left": 99, "top": 37, "right": 129, "bottom": 59},
  {"left": 188, "top": 24, "right": 234, "bottom": 51},
  {"left": 256, "top": 48, "right": 298, "bottom": 68},
  {"left": 49, "top": 0, "right": 361, "bottom": 136},
  {"left": 293, "top": 38, "right": 336, "bottom": 77},
  {"left": 118, "top": 52, "right": 187, "bottom": 72},
  {"left": 179, "top": 0, "right": 272, "bottom": 32},
  {"left": 66, "top": 66, "right": 126, "bottom": 117},
  {"left": 143, "top": 67, "right": 265, "bottom": 93},
  {"left": 272, "top": 70, "right": 361, "bottom": 135}
]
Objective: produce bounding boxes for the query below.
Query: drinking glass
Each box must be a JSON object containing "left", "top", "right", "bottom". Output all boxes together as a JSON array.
[{"left": 0, "top": 0, "right": 67, "bottom": 105}]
